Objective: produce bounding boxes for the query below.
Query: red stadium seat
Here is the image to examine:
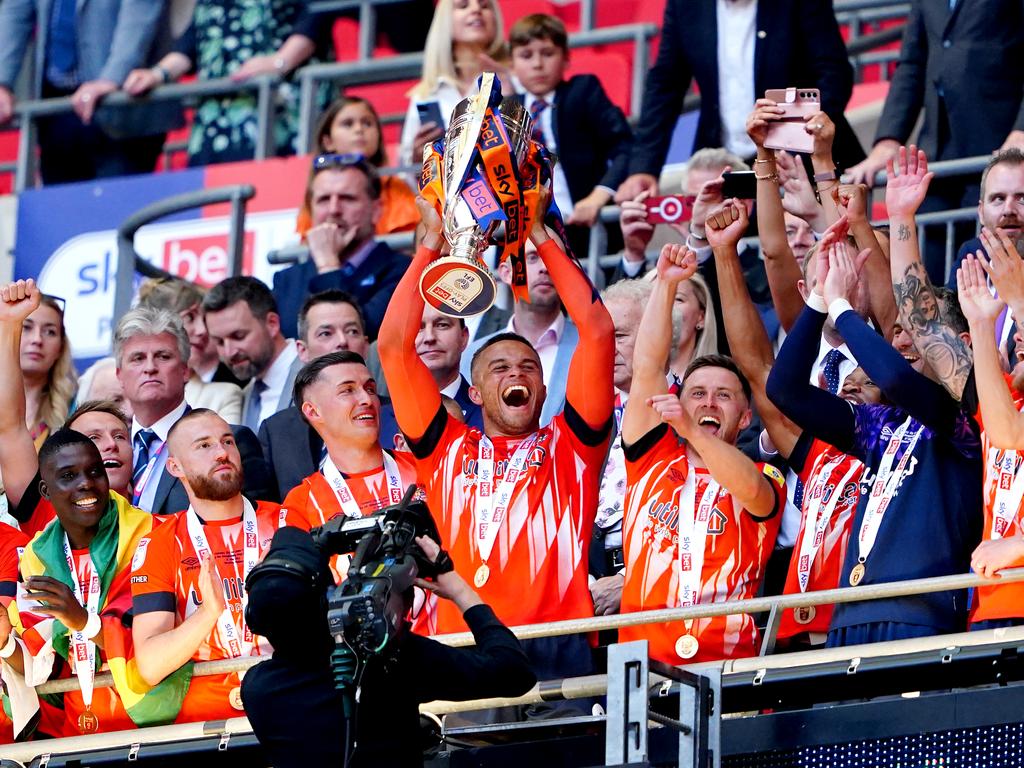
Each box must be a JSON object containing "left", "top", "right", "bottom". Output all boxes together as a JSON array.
[
  {"left": 0, "top": 129, "right": 16, "bottom": 194},
  {"left": 565, "top": 47, "right": 632, "bottom": 115}
]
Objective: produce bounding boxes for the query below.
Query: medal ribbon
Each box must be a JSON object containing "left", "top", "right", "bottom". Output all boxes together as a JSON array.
[
  {"left": 795, "top": 454, "right": 862, "bottom": 592},
  {"left": 855, "top": 417, "right": 923, "bottom": 565},
  {"left": 322, "top": 451, "right": 405, "bottom": 519},
  {"left": 186, "top": 500, "right": 259, "bottom": 657},
  {"left": 62, "top": 536, "right": 101, "bottom": 711},
  {"left": 988, "top": 447, "right": 1024, "bottom": 539},
  {"left": 475, "top": 433, "right": 542, "bottom": 563},
  {"left": 676, "top": 467, "right": 721, "bottom": 634}
]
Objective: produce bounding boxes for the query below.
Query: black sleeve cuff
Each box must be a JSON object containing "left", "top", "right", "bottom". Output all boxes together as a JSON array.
[
  {"left": 407, "top": 404, "right": 449, "bottom": 460},
  {"left": 564, "top": 402, "right": 613, "bottom": 448},
  {"left": 13, "top": 472, "right": 43, "bottom": 524},
  {"left": 133, "top": 591, "right": 176, "bottom": 615},
  {"left": 788, "top": 431, "right": 814, "bottom": 475},
  {"left": 462, "top": 603, "right": 500, "bottom": 631},
  {"left": 622, "top": 423, "right": 669, "bottom": 463}
]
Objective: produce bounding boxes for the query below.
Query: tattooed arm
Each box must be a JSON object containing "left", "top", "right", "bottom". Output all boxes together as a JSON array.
[{"left": 886, "top": 146, "right": 973, "bottom": 399}]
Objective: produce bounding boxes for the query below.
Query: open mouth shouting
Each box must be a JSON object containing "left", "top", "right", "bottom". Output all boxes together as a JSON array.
[
  {"left": 501, "top": 384, "right": 531, "bottom": 408},
  {"left": 696, "top": 413, "right": 722, "bottom": 435}
]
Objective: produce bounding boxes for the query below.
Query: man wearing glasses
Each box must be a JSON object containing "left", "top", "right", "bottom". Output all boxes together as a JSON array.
[{"left": 272, "top": 154, "right": 410, "bottom": 341}]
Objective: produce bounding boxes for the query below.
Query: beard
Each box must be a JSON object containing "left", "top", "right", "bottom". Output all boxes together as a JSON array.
[{"left": 187, "top": 463, "right": 243, "bottom": 501}]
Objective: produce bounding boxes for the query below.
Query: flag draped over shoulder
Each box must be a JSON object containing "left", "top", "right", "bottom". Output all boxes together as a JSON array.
[{"left": 5, "top": 493, "right": 192, "bottom": 734}]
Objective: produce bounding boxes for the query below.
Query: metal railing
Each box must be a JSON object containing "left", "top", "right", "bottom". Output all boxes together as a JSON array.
[
  {"left": 5, "top": 23, "right": 657, "bottom": 193},
  {"left": 28, "top": 567, "right": 1024, "bottom": 697}
]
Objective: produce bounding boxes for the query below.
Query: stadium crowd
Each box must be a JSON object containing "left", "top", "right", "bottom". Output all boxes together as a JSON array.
[{"left": 1, "top": 0, "right": 1024, "bottom": 761}]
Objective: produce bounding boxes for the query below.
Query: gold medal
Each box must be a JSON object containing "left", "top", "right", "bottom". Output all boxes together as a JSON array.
[
  {"left": 473, "top": 563, "right": 490, "bottom": 588},
  {"left": 229, "top": 686, "right": 245, "bottom": 711},
  {"left": 849, "top": 562, "right": 866, "bottom": 587},
  {"left": 77, "top": 708, "right": 99, "bottom": 734},
  {"left": 793, "top": 605, "right": 816, "bottom": 625},
  {"left": 674, "top": 634, "right": 699, "bottom": 660}
]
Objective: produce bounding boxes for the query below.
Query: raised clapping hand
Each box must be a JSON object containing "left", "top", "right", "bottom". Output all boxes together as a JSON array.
[
  {"left": 956, "top": 254, "right": 1005, "bottom": 328},
  {"left": 706, "top": 199, "right": 749, "bottom": 249},
  {"left": 198, "top": 554, "right": 227, "bottom": 619},
  {"left": 884, "top": 144, "right": 934, "bottom": 219},
  {"left": 977, "top": 228, "right": 1024, "bottom": 313},
  {"left": 821, "top": 241, "right": 871, "bottom": 308},
  {"left": 619, "top": 189, "right": 655, "bottom": 259},
  {"left": 0, "top": 279, "right": 42, "bottom": 324},
  {"left": 655, "top": 243, "right": 698, "bottom": 284},
  {"left": 776, "top": 151, "right": 824, "bottom": 224},
  {"left": 25, "top": 575, "right": 89, "bottom": 631}
]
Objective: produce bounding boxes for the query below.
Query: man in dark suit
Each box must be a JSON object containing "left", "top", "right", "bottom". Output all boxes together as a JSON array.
[
  {"left": 416, "top": 306, "right": 483, "bottom": 430},
  {"left": 114, "top": 306, "right": 272, "bottom": 515},
  {"left": 0, "top": 0, "right": 181, "bottom": 183},
  {"left": 509, "top": 14, "right": 633, "bottom": 257},
  {"left": 259, "top": 288, "right": 401, "bottom": 500},
  {"left": 616, "top": 0, "right": 862, "bottom": 203},
  {"left": 272, "top": 156, "right": 410, "bottom": 341},
  {"left": 846, "top": 0, "right": 1024, "bottom": 282}
]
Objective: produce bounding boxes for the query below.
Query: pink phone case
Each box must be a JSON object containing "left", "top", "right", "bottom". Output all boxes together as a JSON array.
[{"left": 763, "top": 88, "right": 821, "bottom": 154}]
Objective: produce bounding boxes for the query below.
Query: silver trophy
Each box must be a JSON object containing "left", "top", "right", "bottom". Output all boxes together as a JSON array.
[{"left": 419, "top": 73, "right": 535, "bottom": 318}]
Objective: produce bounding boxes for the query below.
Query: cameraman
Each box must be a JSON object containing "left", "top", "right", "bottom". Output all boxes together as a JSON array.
[{"left": 242, "top": 529, "right": 536, "bottom": 767}]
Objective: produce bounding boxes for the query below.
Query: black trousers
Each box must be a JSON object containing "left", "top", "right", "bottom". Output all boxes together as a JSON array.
[{"left": 37, "top": 82, "right": 165, "bottom": 185}]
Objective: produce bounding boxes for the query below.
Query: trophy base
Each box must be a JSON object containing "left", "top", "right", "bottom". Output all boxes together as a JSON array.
[{"left": 419, "top": 256, "right": 497, "bottom": 318}]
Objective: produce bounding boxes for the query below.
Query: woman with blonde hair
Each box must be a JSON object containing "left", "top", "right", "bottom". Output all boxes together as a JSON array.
[
  {"left": 399, "top": 0, "right": 514, "bottom": 166},
  {"left": 21, "top": 295, "right": 76, "bottom": 448},
  {"left": 136, "top": 278, "right": 244, "bottom": 423}
]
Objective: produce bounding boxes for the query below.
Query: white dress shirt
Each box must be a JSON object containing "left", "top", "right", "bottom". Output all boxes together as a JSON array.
[
  {"left": 810, "top": 335, "right": 859, "bottom": 391},
  {"left": 716, "top": 0, "right": 758, "bottom": 158},
  {"left": 506, "top": 313, "right": 566, "bottom": 387},
  {"left": 255, "top": 340, "right": 299, "bottom": 425},
  {"left": 524, "top": 91, "right": 576, "bottom": 217},
  {"left": 131, "top": 399, "right": 189, "bottom": 512}
]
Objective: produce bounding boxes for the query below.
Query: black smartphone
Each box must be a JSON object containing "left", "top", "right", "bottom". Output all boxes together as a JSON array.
[
  {"left": 416, "top": 100, "right": 445, "bottom": 129},
  {"left": 721, "top": 170, "right": 757, "bottom": 199}
]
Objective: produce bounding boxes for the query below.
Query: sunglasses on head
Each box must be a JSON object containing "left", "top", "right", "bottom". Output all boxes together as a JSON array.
[
  {"left": 41, "top": 294, "right": 66, "bottom": 313},
  {"left": 313, "top": 153, "right": 369, "bottom": 171}
]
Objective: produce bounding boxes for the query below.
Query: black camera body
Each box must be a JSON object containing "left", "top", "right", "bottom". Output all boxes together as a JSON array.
[{"left": 310, "top": 488, "right": 444, "bottom": 658}]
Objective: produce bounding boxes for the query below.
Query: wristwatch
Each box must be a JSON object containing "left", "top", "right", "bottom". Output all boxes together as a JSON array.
[{"left": 813, "top": 169, "right": 838, "bottom": 183}]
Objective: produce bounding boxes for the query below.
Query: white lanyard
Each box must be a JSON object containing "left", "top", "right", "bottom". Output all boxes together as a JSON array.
[
  {"left": 988, "top": 447, "right": 1024, "bottom": 539},
  {"left": 475, "top": 433, "right": 541, "bottom": 563},
  {"left": 186, "top": 500, "right": 259, "bottom": 657},
  {"left": 796, "top": 454, "right": 862, "bottom": 592},
  {"left": 856, "top": 417, "right": 923, "bottom": 564},
  {"left": 62, "top": 536, "right": 101, "bottom": 709},
  {"left": 676, "top": 467, "right": 721, "bottom": 611},
  {"left": 322, "top": 452, "right": 404, "bottom": 519}
]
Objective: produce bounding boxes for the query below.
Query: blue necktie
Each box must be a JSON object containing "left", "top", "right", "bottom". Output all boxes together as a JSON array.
[
  {"left": 529, "top": 98, "right": 549, "bottom": 146},
  {"left": 244, "top": 380, "right": 268, "bottom": 431},
  {"left": 46, "top": 0, "right": 78, "bottom": 84},
  {"left": 820, "top": 349, "right": 846, "bottom": 395},
  {"left": 132, "top": 430, "right": 157, "bottom": 494}
]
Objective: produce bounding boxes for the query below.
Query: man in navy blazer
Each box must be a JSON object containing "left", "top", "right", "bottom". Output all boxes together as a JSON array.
[
  {"left": 272, "top": 156, "right": 410, "bottom": 341},
  {"left": 616, "top": 0, "right": 862, "bottom": 202}
]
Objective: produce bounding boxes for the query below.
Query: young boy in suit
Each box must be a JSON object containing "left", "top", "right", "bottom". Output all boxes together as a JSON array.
[{"left": 509, "top": 14, "right": 633, "bottom": 258}]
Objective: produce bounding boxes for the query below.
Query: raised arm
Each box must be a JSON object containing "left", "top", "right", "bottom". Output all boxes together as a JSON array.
[
  {"left": 621, "top": 245, "right": 697, "bottom": 446},
  {"left": 707, "top": 201, "right": 800, "bottom": 458},
  {"left": 0, "top": 281, "right": 44, "bottom": 509},
  {"left": 959, "top": 252, "right": 1024, "bottom": 448},
  {"left": 886, "top": 145, "right": 973, "bottom": 399},
  {"left": 836, "top": 183, "right": 897, "bottom": 338},
  {"left": 376, "top": 200, "right": 445, "bottom": 442},
  {"left": 531, "top": 221, "right": 615, "bottom": 430},
  {"left": 746, "top": 102, "right": 805, "bottom": 332},
  {"left": 765, "top": 288, "right": 857, "bottom": 453}
]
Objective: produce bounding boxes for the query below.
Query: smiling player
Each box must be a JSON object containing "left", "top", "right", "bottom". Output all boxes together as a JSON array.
[
  {"left": 618, "top": 244, "right": 785, "bottom": 665},
  {"left": 378, "top": 195, "right": 614, "bottom": 684}
]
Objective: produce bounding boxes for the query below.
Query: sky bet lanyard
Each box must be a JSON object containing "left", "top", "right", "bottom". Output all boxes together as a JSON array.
[
  {"left": 795, "top": 454, "right": 862, "bottom": 592},
  {"left": 475, "top": 433, "right": 542, "bottom": 564},
  {"left": 321, "top": 452, "right": 404, "bottom": 518},
  {"left": 676, "top": 469, "right": 721, "bottom": 614},
  {"left": 988, "top": 448, "right": 1024, "bottom": 539},
  {"left": 185, "top": 500, "right": 258, "bottom": 657},
  {"left": 855, "top": 417, "right": 923, "bottom": 569},
  {"left": 62, "top": 536, "right": 101, "bottom": 712}
]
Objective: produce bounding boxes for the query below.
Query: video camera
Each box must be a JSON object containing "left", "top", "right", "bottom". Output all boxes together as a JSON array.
[{"left": 310, "top": 485, "right": 447, "bottom": 661}]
